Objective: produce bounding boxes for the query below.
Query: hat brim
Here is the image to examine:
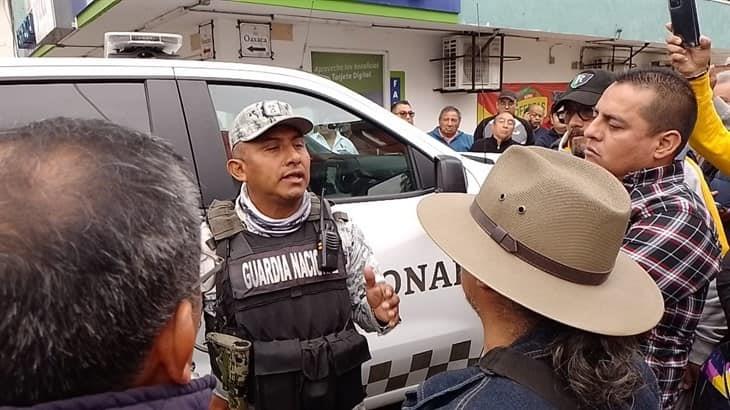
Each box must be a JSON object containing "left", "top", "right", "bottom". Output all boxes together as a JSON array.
[
  {"left": 554, "top": 89, "right": 601, "bottom": 110},
  {"left": 243, "top": 116, "right": 314, "bottom": 143},
  {"left": 417, "top": 193, "right": 664, "bottom": 336}
]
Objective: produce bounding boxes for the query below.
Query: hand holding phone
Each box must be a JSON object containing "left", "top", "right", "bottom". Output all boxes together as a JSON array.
[
  {"left": 665, "top": 22, "right": 711, "bottom": 78},
  {"left": 669, "top": 0, "right": 701, "bottom": 48}
]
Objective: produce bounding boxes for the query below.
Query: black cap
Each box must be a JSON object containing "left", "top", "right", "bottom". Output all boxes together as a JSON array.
[
  {"left": 554, "top": 70, "right": 615, "bottom": 111},
  {"left": 498, "top": 90, "right": 518, "bottom": 102}
]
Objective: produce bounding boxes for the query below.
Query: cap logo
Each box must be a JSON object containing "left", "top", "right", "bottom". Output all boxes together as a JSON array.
[
  {"left": 571, "top": 73, "right": 594, "bottom": 89},
  {"left": 261, "top": 100, "right": 289, "bottom": 117}
]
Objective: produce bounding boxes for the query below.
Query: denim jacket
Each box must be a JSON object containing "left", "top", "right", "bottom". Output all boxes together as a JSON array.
[{"left": 403, "top": 326, "right": 661, "bottom": 410}]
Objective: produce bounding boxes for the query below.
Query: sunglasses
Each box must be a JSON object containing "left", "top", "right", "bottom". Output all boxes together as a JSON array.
[{"left": 558, "top": 104, "right": 597, "bottom": 122}]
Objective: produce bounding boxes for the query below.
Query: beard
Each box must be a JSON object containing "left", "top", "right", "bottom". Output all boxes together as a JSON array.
[{"left": 569, "top": 132, "right": 587, "bottom": 159}]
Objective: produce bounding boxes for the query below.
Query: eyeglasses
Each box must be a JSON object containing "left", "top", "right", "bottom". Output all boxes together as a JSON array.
[
  {"left": 397, "top": 111, "right": 416, "bottom": 118},
  {"left": 559, "top": 104, "right": 597, "bottom": 122}
]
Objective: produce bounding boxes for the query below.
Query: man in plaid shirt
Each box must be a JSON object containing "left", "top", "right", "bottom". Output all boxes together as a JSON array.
[{"left": 582, "top": 68, "right": 721, "bottom": 408}]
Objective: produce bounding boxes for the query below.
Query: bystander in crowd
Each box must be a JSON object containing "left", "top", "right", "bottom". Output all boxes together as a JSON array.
[
  {"left": 428, "top": 106, "right": 473, "bottom": 152},
  {"left": 0, "top": 118, "right": 214, "bottom": 408}
]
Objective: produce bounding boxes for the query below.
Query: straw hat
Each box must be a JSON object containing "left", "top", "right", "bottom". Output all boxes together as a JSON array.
[{"left": 417, "top": 146, "right": 663, "bottom": 336}]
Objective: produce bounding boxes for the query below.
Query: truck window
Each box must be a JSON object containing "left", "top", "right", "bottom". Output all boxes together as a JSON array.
[
  {"left": 208, "top": 84, "right": 417, "bottom": 199},
  {"left": 0, "top": 83, "right": 150, "bottom": 133}
]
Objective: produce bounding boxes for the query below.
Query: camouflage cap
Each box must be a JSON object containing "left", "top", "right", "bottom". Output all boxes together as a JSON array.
[{"left": 229, "top": 100, "right": 313, "bottom": 148}]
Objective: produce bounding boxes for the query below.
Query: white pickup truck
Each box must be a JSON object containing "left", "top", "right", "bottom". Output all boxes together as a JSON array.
[{"left": 0, "top": 56, "right": 491, "bottom": 408}]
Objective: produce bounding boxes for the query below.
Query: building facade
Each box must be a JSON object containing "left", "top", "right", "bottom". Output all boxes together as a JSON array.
[
  {"left": 0, "top": 0, "right": 13, "bottom": 56},
  {"left": 8, "top": 0, "right": 730, "bottom": 131}
]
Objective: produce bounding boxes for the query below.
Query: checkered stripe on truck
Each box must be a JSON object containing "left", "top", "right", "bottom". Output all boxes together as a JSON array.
[{"left": 364, "top": 340, "right": 481, "bottom": 395}]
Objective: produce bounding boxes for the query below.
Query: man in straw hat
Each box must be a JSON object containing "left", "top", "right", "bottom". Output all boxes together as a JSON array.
[
  {"left": 583, "top": 67, "right": 721, "bottom": 408},
  {"left": 405, "top": 146, "right": 663, "bottom": 409}
]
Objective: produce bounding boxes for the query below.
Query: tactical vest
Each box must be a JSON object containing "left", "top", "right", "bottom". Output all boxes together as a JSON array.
[{"left": 206, "top": 197, "right": 371, "bottom": 410}]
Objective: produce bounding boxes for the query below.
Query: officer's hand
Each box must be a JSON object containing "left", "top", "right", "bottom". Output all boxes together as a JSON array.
[
  {"left": 665, "top": 23, "right": 711, "bottom": 78},
  {"left": 364, "top": 266, "right": 400, "bottom": 328}
]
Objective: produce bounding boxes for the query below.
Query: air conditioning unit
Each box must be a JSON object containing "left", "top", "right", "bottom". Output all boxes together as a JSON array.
[{"left": 441, "top": 35, "right": 501, "bottom": 91}]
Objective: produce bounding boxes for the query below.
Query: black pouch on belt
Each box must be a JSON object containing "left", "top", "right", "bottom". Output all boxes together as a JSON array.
[
  {"left": 252, "top": 339, "right": 302, "bottom": 410},
  {"left": 301, "top": 337, "right": 333, "bottom": 409},
  {"left": 326, "top": 329, "right": 372, "bottom": 409}
]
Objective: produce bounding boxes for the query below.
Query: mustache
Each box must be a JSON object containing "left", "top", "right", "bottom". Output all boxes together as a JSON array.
[
  {"left": 282, "top": 168, "right": 306, "bottom": 179},
  {"left": 568, "top": 128, "right": 584, "bottom": 138}
]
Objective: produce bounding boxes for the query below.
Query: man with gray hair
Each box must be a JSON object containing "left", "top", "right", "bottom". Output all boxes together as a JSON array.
[
  {"left": 0, "top": 118, "right": 213, "bottom": 408},
  {"left": 428, "top": 106, "right": 473, "bottom": 152}
]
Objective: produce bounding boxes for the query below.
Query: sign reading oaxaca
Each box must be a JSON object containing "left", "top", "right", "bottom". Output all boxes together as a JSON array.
[
  {"left": 358, "top": 0, "right": 460, "bottom": 13},
  {"left": 238, "top": 22, "right": 271, "bottom": 58}
]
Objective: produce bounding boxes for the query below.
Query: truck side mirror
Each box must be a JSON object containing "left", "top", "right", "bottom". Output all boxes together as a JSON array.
[{"left": 434, "top": 155, "right": 467, "bottom": 193}]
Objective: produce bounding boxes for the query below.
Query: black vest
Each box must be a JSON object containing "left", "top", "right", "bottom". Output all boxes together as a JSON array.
[{"left": 207, "top": 197, "right": 371, "bottom": 410}]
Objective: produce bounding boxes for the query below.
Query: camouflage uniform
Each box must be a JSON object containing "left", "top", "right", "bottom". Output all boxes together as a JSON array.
[{"left": 199, "top": 202, "right": 391, "bottom": 401}]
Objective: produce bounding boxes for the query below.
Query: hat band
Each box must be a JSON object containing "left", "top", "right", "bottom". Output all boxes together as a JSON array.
[{"left": 469, "top": 201, "right": 610, "bottom": 286}]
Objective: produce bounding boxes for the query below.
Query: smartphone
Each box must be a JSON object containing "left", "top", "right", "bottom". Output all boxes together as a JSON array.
[{"left": 669, "top": 0, "right": 701, "bottom": 48}]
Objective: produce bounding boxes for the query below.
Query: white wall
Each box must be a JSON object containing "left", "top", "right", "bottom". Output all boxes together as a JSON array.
[
  {"left": 0, "top": 0, "right": 14, "bottom": 57},
  {"left": 171, "top": 15, "right": 661, "bottom": 133},
  {"left": 203, "top": 17, "right": 454, "bottom": 131}
]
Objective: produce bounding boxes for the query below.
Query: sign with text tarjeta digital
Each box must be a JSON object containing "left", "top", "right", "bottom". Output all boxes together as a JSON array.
[{"left": 311, "top": 51, "right": 385, "bottom": 106}]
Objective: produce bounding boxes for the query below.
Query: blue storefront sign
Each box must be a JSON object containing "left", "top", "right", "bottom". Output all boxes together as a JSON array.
[
  {"left": 358, "top": 0, "right": 460, "bottom": 14},
  {"left": 390, "top": 71, "right": 405, "bottom": 106},
  {"left": 390, "top": 77, "right": 401, "bottom": 105}
]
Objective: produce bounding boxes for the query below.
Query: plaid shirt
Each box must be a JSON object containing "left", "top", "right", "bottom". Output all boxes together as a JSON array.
[{"left": 621, "top": 162, "right": 720, "bottom": 409}]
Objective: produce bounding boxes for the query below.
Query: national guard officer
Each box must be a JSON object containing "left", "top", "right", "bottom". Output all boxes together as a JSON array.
[{"left": 201, "top": 100, "right": 401, "bottom": 410}]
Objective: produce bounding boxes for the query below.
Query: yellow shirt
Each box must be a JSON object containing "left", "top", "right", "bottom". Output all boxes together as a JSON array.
[
  {"left": 689, "top": 73, "right": 730, "bottom": 172},
  {"left": 684, "top": 75, "right": 729, "bottom": 254},
  {"left": 684, "top": 156, "right": 729, "bottom": 255}
]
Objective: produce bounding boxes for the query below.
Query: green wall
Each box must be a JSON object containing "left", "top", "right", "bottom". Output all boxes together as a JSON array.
[{"left": 460, "top": 0, "right": 730, "bottom": 49}]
